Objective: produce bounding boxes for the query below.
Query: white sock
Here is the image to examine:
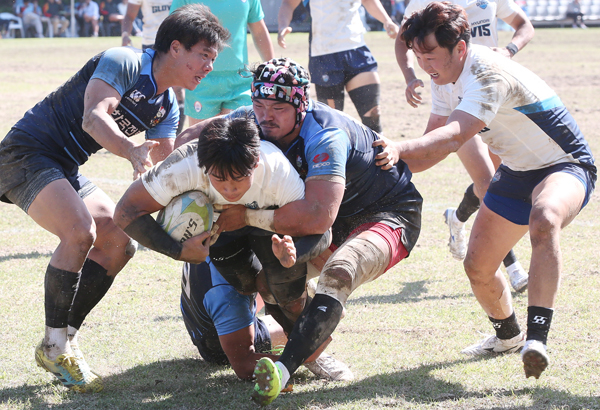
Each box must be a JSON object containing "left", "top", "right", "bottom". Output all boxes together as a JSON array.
[
  {"left": 67, "top": 326, "right": 78, "bottom": 343},
  {"left": 275, "top": 361, "right": 290, "bottom": 390},
  {"left": 452, "top": 211, "right": 465, "bottom": 228},
  {"left": 44, "top": 326, "right": 69, "bottom": 360}
]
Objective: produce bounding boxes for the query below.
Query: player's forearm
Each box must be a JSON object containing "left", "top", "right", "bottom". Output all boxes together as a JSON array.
[
  {"left": 249, "top": 21, "right": 275, "bottom": 61},
  {"left": 82, "top": 109, "right": 136, "bottom": 160},
  {"left": 361, "top": 0, "right": 394, "bottom": 25},
  {"left": 509, "top": 15, "right": 534, "bottom": 53},
  {"left": 395, "top": 31, "right": 418, "bottom": 84},
  {"left": 121, "top": 16, "right": 133, "bottom": 45},
  {"left": 123, "top": 214, "right": 183, "bottom": 259},
  {"left": 277, "top": 0, "right": 300, "bottom": 30}
]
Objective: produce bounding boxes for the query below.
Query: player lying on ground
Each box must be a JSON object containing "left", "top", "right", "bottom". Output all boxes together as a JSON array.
[
  {"left": 181, "top": 258, "right": 352, "bottom": 381},
  {"left": 0, "top": 4, "right": 228, "bottom": 393},
  {"left": 376, "top": 1, "right": 595, "bottom": 379},
  {"left": 114, "top": 116, "right": 352, "bottom": 378},
  {"left": 396, "top": 0, "right": 535, "bottom": 293},
  {"left": 191, "top": 58, "right": 422, "bottom": 406}
]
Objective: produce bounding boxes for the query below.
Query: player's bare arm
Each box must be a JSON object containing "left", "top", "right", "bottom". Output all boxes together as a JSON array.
[
  {"left": 248, "top": 20, "right": 275, "bottom": 61},
  {"left": 395, "top": 25, "right": 424, "bottom": 108},
  {"left": 361, "top": 0, "right": 398, "bottom": 38},
  {"left": 114, "top": 178, "right": 210, "bottom": 263},
  {"left": 121, "top": 2, "right": 141, "bottom": 46},
  {"left": 277, "top": 0, "right": 301, "bottom": 48},
  {"left": 83, "top": 78, "right": 159, "bottom": 179},
  {"left": 491, "top": 9, "right": 534, "bottom": 59},
  {"left": 374, "top": 113, "right": 450, "bottom": 172}
]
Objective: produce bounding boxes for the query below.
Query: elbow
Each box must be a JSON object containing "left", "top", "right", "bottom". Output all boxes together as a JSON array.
[{"left": 81, "top": 112, "right": 95, "bottom": 136}]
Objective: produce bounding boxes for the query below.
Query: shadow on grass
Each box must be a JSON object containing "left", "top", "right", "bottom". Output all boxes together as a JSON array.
[
  {"left": 1, "top": 357, "right": 598, "bottom": 410},
  {"left": 0, "top": 251, "right": 52, "bottom": 263}
]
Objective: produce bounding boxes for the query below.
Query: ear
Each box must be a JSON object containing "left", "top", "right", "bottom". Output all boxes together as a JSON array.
[
  {"left": 456, "top": 40, "right": 467, "bottom": 58},
  {"left": 170, "top": 40, "right": 182, "bottom": 58}
]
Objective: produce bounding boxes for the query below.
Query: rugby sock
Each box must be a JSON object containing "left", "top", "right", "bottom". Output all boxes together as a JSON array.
[
  {"left": 489, "top": 311, "right": 522, "bottom": 340},
  {"left": 502, "top": 249, "right": 517, "bottom": 268},
  {"left": 279, "top": 294, "right": 344, "bottom": 376},
  {"left": 527, "top": 306, "right": 554, "bottom": 344},
  {"left": 456, "top": 184, "right": 480, "bottom": 223},
  {"left": 45, "top": 264, "right": 81, "bottom": 329},
  {"left": 68, "top": 258, "right": 114, "bottom": 330}
]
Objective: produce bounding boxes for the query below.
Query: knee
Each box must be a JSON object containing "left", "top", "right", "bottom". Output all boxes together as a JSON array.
[
  {"left": 463, "top": 255, "right": 489, "bottom": 285},
  {"left": 62, "top": 217, "right": 96, "bottom": 251},
  {"left": 529, "top": 206, "right": 561, "bottom": 245}
]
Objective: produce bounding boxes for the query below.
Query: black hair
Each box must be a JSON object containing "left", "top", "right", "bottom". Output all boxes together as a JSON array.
[
  {"left": 154, "top": 4, "right": 230, "bottom": 54},
  {"left": 402, "top": 1, "right": 470, "bottom": 53},
  {"left": 197, "top": 116, "right": 261, "bottom": 181}
]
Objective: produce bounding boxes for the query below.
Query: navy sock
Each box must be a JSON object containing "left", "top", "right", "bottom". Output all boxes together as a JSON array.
[
  {"left": 456, "top": 184, "right": 480, "bottom": 222},
  {"left": 279, "top": 294, "right": 343, "bottom": 376},
  {"left": 489, "top": 311, "right": 521, "bottom": 340},
  {"left": 68, "top": 259, "right": 113, "bottom": 330},
  {"left": 527, "top": 306, "right": 554, "bottom": 344},
  {"left": 502, "top": 249, "right": 517, "bottom": 268},
  {"left": 45, "top": 264, "right": 81, "bottom": 328}
]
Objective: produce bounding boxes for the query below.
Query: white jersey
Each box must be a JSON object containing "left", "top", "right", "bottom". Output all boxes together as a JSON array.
[
  {"left": 142, "top": 140, "right": 305, "bottom": 208},
  {"left": 430, "top": 45, "right": 594, "bottom": 172},
  {"left": 305, "top": 0, "right": 366, "bottom": 57},
  {"left": 403, "top": 0, "right": 521, "bottom": 47},
  {"left": 128, "top": 0, "right": 172, "bottom": 47}
]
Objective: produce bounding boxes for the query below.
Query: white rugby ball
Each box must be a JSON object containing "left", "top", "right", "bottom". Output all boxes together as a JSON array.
[{"left": 156, "top": 191, "right": 213, "bottom": 243}]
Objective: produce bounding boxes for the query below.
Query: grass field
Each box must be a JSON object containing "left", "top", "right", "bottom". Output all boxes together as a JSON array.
[{"left": 0, "top": 29, "right": 599, "bottom": 410}]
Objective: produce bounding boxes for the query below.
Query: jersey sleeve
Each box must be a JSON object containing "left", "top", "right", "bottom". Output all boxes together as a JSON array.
[
  {"left": 204, "top": 286, "right": 255, "bottom": 336},
  {"left": 430, "top": 84, "right": 453, "bottom": 117},
  {"left": 141, "top": 144, "right": 209, "bottom": 206},
  {"left": 259, "top": 141, "right": 305, "bottom": 206},
  {"left": 455, "top": 69, "right": 510, "bottom": 126},
  {"left": 304, "top": 128, "right": 350, "bottom": 180},
  {"left": 145, "top": 88, "right": 179, "bottom": 140},
  {"left": 91, "top": 47, "right": 141, "bottom": 97},
  {"left": 247, "top": 0, "right": 265, "bottom": 24},
  {"left": 496, "top": 0, "right": 522, "bottom": 20}
]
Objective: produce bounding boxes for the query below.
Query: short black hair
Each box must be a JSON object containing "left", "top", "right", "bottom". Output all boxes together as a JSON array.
[
  {"left": 197, "top": 116, "right": 261, "bottom": 181},
  {"left": 402, "top": 1, "right": 471, "bottom": 53},
  {"left": 154, "top": 4, "right": 230, "bottom": 54}
]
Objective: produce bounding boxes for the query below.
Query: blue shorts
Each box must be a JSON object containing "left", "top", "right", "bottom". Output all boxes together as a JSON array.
[
  {"left": 309, "top": 45, "right": 378, "bottom": 87},
  {"left": 484, "top": 163, "right": 596, "bottom": 225},
  {"left": 184, "top": 72, "right": 252, "bottom": 120}
]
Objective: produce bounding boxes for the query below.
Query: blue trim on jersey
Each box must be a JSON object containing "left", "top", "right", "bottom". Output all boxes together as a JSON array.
[
  {"left": 522, "top": 105, "right": 594, "bottom": 168},
  {"left": 513, "top": 95, "right": 563, "bottom": 115}
]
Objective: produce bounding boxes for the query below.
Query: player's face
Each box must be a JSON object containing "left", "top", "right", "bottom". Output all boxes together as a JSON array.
[
  {"left": 413, "top": 33, "right": 466, "bottom": 86},
  {"left": 208, "top": 169, "right": 255, "bottom": 203},
  {"left": 176, "top": 40, "right": 218, "bottom": 91},
  {"left": 253, "top": 99, "right": 298, "bottom": 147}
]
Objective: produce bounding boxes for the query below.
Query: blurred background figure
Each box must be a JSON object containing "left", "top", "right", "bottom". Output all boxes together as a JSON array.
[{"left": 566, "top": 0, "right": 587, "bottom": 28}]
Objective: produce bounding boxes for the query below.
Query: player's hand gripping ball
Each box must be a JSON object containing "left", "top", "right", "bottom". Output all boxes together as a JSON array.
[{"left": 156, "top": 191, "right": 213, "bottom": 243}]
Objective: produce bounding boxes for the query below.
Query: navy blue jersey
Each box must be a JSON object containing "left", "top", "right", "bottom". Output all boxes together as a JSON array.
[
  {"left": 11, "top": 47, "right": 178, "bottom": 168},
  {"left": 230, "top": 101, "right": 422, "bottom": 251},
  {"left": 180, "top": 259, "right": 271, "bottom": 364}
]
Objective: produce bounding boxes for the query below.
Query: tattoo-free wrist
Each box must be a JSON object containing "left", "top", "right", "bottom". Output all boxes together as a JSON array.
[{"left": 245, "top": 209, "right": 276, "bottom": 232}]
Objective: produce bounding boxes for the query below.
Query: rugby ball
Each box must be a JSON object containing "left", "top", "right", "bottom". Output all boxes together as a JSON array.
[{"left": 156, "top": 191, "right": 213, "bottom": 243}]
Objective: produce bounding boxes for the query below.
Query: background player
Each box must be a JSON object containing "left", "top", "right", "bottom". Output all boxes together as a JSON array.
[
  {"left": 0, "top": 5, "right": 228, "bottom": 393},
  {"left": 277, "top": 0, "right": 398, "bottom": 133},
  {"left": 170, "top": 0, "right": 274, "bottom": 127},
  {"left": 381, "top": 1, "right": 595, "bottom": 379},
  {"left": 396, "top": 0, "right": 534, "bottom": 293}
]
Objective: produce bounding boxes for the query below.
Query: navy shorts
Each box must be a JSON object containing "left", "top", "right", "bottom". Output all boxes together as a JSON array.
[
  {"left": 309, "top": 45, "right": 378, "bottom": 87},
  {"left": 484, "top": 163, "right": 596, "bottom": 225}
]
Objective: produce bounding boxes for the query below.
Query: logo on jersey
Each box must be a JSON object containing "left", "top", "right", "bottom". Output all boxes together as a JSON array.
[
  {"left": 260, "top": 85, "right": 275, "bottom": 96},
  {"left": 491, "top": 170, "right": 501, "bottom": 184},
  {"left": 194, "top": 101, "right": 202, "bottom": 113},
  {"left": 151, "top": 5, "right": 170, "bottom": 13},
  {"left": 476, "top": 0, "right": 489, "bottom": 9},
  {"left": 312, "top": 153, "right": 330, "bottom": 163},
  {"left": 150, "top": 106, "right": 166, "bottom": 126},
  {"left": 245, "top": 201, "right": 259, "bottom": 209},
  {"left": 129, "top": 90, "right": 146, "bottom": 103},
  {"left": 322, "top": 74, "right": 329, "bottom": 83}
]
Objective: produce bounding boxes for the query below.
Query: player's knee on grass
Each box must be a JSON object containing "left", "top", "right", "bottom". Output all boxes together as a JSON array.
[{"left": 348, "top": 84, "right": 381, "bottom": 133}]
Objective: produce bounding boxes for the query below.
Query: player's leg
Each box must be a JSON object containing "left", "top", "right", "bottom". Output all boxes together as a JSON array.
[
  {"left": 13, "top": 175, "right": 102, "bottom": 392},
  {"left": 67, "top": 185, "right": 135, "bottom": 344},
  {"left": 309, "top": 53, "right": 346, "bottom": 110},
  {"left": 522, "top": 167, "right": 589, "bottom": 379},
  {"left": 345, "top": 46, "right": 381, "bottom": 133},
  {"left": 252, "top": 223, "right": 403, "bottom": 405},
  {"left": 315, "top": 83, "right": 345, "bottom": 111}
]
